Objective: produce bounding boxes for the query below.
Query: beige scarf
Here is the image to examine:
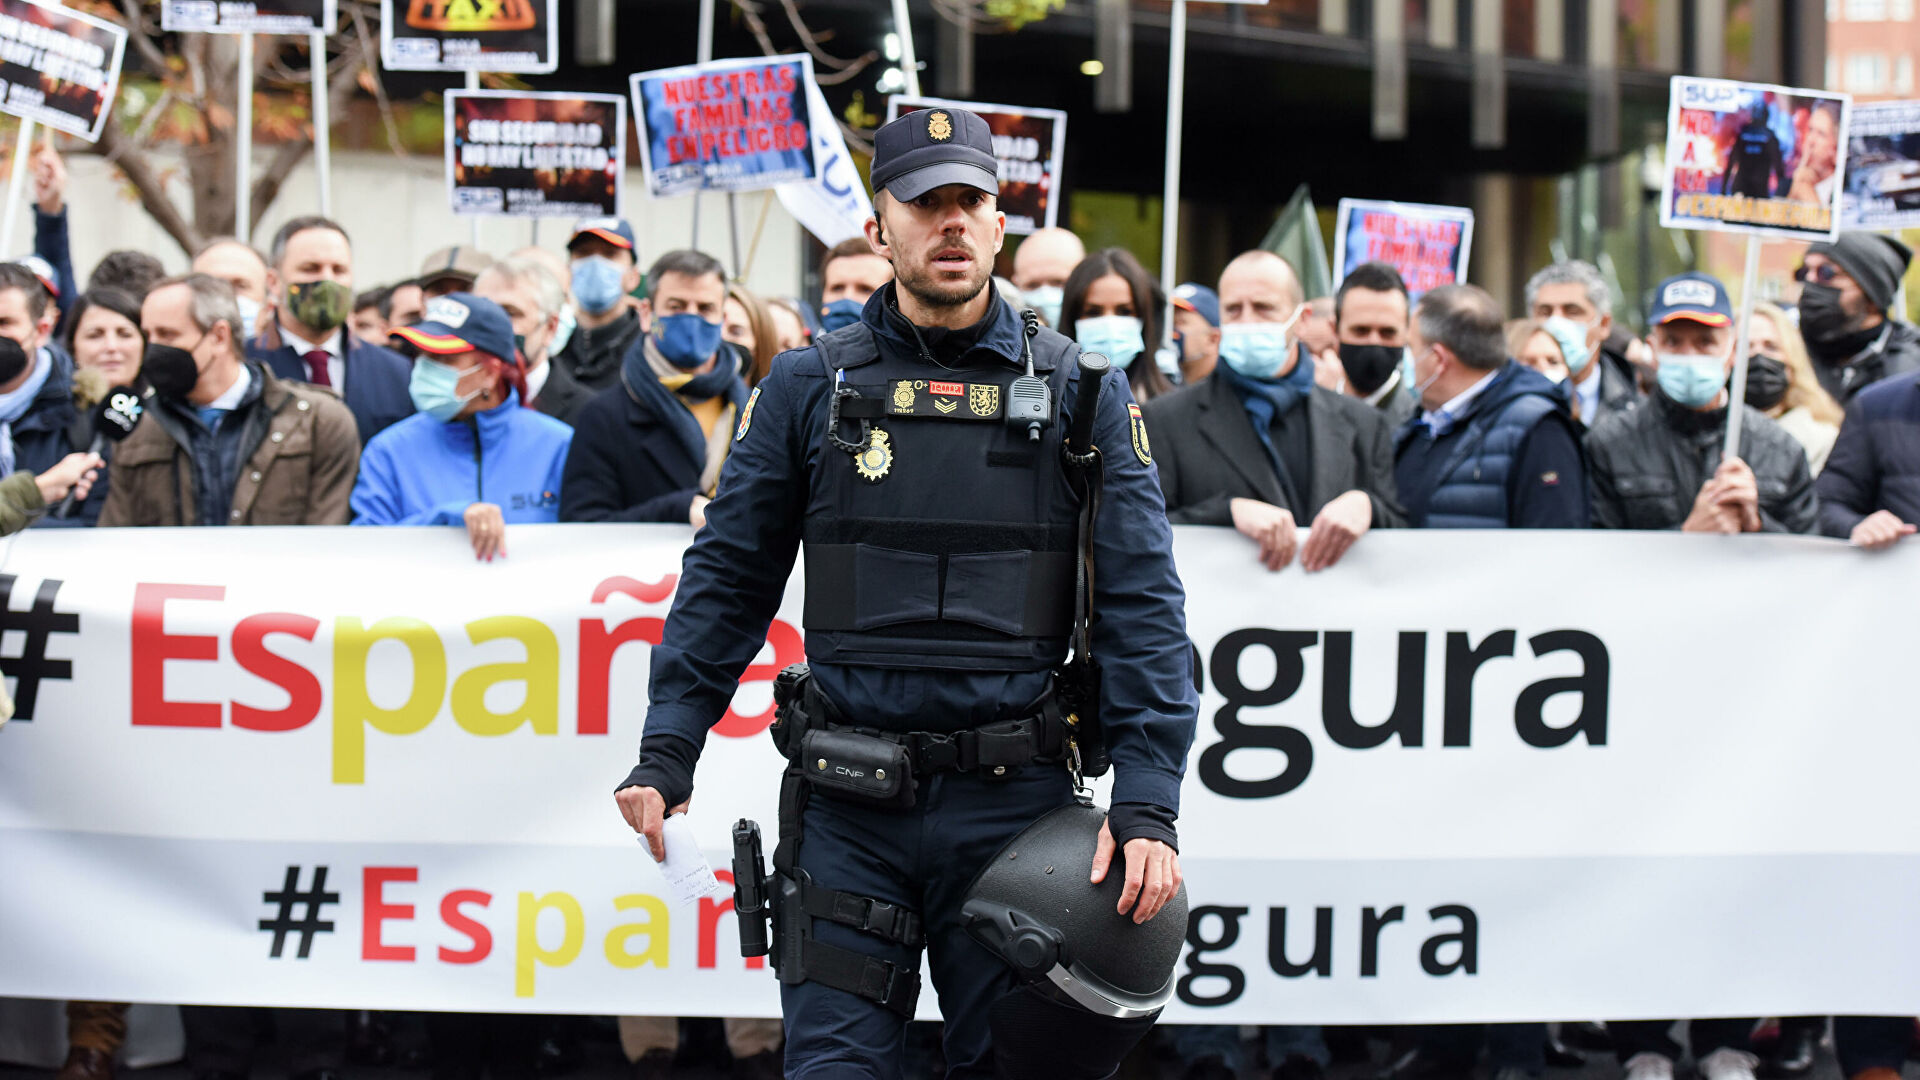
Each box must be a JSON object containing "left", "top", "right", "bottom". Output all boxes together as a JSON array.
[{"left": 643, "top": 336, "right": 737, "bottom": 496}]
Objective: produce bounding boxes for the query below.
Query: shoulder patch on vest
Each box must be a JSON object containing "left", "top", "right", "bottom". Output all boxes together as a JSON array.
[
  {"left": 1128, "top": 402, "right": 1152, "bottom": 466},
  {"left": 734, "top": 385, "right": 761, "bottom": 442}
]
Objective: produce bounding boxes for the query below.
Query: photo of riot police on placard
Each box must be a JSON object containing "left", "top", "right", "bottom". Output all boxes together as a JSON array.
[{"left": 1662, "top": 76, "right": 1851, "bottom": 241}]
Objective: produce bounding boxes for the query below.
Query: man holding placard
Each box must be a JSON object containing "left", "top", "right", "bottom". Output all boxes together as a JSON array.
[{"left": 1586, "top": 273, "right": 1816, "bottom": 535}]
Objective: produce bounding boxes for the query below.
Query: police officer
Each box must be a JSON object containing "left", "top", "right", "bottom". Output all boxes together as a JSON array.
[{"left": 613, "top": 107, "right": 1197, "bottom": 1077}]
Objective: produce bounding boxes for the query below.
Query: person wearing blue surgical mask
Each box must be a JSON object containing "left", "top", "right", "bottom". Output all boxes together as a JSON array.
[
  {"left": 1526, "top": 259, "right": 1644, "bottom": 430},
  {"left": 1147, "top": 249, "right": 1407, "bottom": 587},
  {"left": 352, "top": 292, "right": 573, "bottom": 563},
  {"left": 1584, "top": 272, "right": 1817, "bottom": 537},
  {"left": 1059, "top": 247, "right": 1174, "bottom": 402},
  {"left": 1009, "top": 226, "right": 1084, "bottom": 329},
  {"left": 557, "top": 218, "right": 645, "bottom": 392},
  {"left": 817, "top": 236, "right": 893, "bottom": 335},
  {"left": 561, "top": 249, "right": 751, "bottom": 532}
]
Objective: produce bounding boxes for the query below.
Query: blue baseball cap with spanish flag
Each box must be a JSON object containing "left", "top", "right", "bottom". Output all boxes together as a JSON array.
[{"left": 390, "top": 292, "right": 518, "bottom": 366}]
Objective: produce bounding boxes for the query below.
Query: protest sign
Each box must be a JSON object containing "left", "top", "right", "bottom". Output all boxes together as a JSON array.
[
  {"left": 1332, "top": 199, "right": 1473, "bottom": 299},
  {"left": 1662, "top": 76, "right": 1850, "bottom": 242},
  {"left": 885, "top": 95, "right": 1067, "bottom": 234},
  {"left": 162, "top": 0, "right": 334, "bottom": 34},
  {"left": 6, "top": 525, "right": 1920, "bottom": 1022},
  {"left": 775, "top": 77, "right": 872, "bottom": 246},
  {"left": 0, "top": 0, "right": 126, "bottom": 142},
  {"left": 381, "top": 0, "right": 556, "bottom": 74},
  {"left": 445, "top": 90, "right": 624, "bottom": 218},
  {"left": 631, "top": 55, "right": 818, "bottom": 199},
  {"left": 1839, "top": 99, "right": 1920, "bottom": 230}
]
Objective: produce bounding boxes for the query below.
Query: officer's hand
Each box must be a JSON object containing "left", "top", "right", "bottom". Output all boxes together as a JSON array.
[
  {"left": 1230, "top": 497, "right": 1297, "bottom": 571},
  {"left": 1300, "top": 489, "right": 1372, "bottom": 572},
  {"left": 464, "top": 502, "right": 507, "bottom": 561},
  {"left": 615, "top": 784, "right": 692, "bottom": 862},
  {"left": 1090, "top": 818, "right": 1182, "bottom": 925}
]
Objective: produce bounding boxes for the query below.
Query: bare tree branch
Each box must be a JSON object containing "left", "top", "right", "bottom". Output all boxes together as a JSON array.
[
  {"left": 115, "top": 0, "right": 171, "bottom": 74},
  {"left": 350, "top": 3, "right": 410, "bottom": 160},
  {"left": 247, "top": 35, "right": 365, "bottom": 234},
  {"left": 91, "top": 121, "right": 200, "bottom": 256}
]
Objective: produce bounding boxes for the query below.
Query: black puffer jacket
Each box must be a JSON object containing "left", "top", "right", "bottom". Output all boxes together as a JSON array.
[
  {"left": 1586, "top": 387, "right": 1819, "bottom": 533},
  {"left": 1811, "top": 320, "right": 1920, "bottom": 406}
]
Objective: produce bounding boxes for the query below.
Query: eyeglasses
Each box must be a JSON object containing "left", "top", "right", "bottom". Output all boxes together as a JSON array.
[{"left": 1794, "top": 263, "right": 1842, "bottom": 284}]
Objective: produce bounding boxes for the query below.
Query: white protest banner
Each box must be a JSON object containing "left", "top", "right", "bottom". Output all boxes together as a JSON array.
[
  {"left": 3, "top": 525, "right": 1920, "bottom": 1023},
  {"left": 775, "top": 76, "right": 872, "bottom": 247},
  {"left": 885, "top": 95, "right": 1067, "bottom": 234},
  {"left": 1839, "top": 99, "right": 1920, "bottom": 230},
  {"left": 162, "top": 0, "right": 335, "bottom": 35},
  {"left": 0, "top": 0, "right": 127, "bottom": 142},
  {"left": 1332, "top": 199, "right": 1474, "bottom": 301},
  {"left": 445, "top": 90, "right": 625, "bottom": 218}
]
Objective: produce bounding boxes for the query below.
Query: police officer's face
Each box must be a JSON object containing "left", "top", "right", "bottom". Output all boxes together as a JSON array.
[{"left": 868, "top": 184, "right": 1005, "bottom": 309}]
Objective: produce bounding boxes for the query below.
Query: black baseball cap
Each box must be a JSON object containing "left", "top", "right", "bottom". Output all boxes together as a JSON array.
[{"left": 870, "top": 107, "right": 999, "bottom": 202}]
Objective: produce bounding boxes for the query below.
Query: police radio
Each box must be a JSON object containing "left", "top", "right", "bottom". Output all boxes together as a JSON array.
[
  {"left": 1007, "top": 310, "right": 1051, "bottom": 441},
  {"left": 52, "top": 386, "right": 142, "bottom": 520}
]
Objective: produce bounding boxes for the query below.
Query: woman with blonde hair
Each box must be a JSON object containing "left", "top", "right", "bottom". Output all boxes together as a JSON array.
[
  {"left": 723, "top": 281, "right": 779, "bottom": 387},
  {"left": 1748, "top": 301, "right": 1843, "bottom": 473}
]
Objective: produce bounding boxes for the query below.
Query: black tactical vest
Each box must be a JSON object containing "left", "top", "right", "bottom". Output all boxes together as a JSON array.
[{"left": 800, "top": 319, "right": 1082, "bottom": 672}]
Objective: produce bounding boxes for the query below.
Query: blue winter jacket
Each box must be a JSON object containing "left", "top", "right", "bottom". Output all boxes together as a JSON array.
[{"left": 349, "top": 398, "right": 573, "bottom": 526}]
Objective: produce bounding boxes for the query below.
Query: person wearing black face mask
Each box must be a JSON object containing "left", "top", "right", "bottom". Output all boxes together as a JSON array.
[
  {"left": 100, "top": 273, "right": 360, "bottom": 529},
  {"left": 1745, "top": 302, "right": 1843, "bottom": 474},
  {"left": 1794, "top": 231, "right": 1920, "bottom": 405},
  {"left": 1331, "top": 261, "right": 1418, "bottom": 431}
]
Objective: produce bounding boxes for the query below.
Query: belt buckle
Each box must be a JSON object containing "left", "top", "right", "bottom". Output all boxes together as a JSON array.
[{"left": 918, "top": 733, "right": 960, "bottom": 772}]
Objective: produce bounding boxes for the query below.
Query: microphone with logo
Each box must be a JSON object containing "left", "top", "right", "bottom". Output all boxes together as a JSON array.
[{"left": 52, "top": 386, "right": 142, "bottom": 519}]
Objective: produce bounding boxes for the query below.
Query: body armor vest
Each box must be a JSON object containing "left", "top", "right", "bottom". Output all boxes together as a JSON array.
[{"left": 800, "top": 320, "right": 1082, "bottom": 672}]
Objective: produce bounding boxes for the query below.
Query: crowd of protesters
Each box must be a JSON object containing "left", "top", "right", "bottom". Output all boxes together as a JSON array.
[{"left": 8, "top": 134, "right": 1920, "bottom": 1080}]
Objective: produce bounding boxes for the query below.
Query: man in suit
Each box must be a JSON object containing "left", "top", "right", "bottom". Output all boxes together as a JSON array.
[
  {"left": 1144, "top": 250, "right": 1403, "bottom": 578},
  {"left": 246, "top": 216, "right": 414, "bottom": 444},
  {"left": 559, "top": 248, "right": 749, "bottom": 528},
  {"left": 1525, "top": 259, "right": 1641, "bottom": 431}
]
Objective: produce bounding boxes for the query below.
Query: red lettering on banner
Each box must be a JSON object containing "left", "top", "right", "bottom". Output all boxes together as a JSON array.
[
  {"left": 130, "top": 583, "right": 225, "bottom": 728},
  {"left": 363, "top": 867, "right": 417, "bottom": 962},
  {"left": 439, "top": 889, "right": 494, "bottom": 964},
  {"left": 231, "top": 613, "right": 322, "bottom": 732},
  {"left": 930, "top": 381, "right": 964, "bottom": 396},
  {"left": 701, "top": 870, "right": 765, "bottom": 970},
  {"left": 578, "top": 575, "right": 680, "bottom": 736},
  {"left": 591, "top": 575, "right": 678, "bottom": 605}
]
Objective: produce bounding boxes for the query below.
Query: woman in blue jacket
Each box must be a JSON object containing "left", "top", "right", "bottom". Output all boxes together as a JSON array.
[{"left": 351, "top": 292, "right": 572, "bottom": 560}]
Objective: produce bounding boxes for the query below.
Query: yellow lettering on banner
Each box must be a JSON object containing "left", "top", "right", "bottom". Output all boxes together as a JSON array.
[
  {"left": 333, "top": 617, "right": 447, "bottom": 784},
  {"left": 603, "top": 894, "right": 670, "bottom": 969},
  {"left": 452, "top": 616, "right": 560, "bottom": 736},
  {"left": 515, "top": 891, "right": 585, "bottom": 998}
]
